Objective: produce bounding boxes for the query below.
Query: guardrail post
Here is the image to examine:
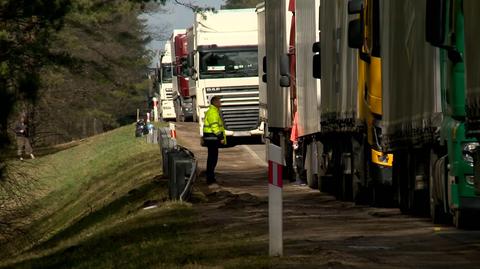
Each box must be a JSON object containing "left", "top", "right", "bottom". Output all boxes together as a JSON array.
[
  {"left": 170, "top": 159, "right": 193, "bottom": 200},
  {"left": 158, "top": 125, "right": 197, "bottom": 201}
]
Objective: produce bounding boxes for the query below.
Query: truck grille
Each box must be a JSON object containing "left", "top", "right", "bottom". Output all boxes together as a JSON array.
[
  {"left": 165, "top": 88, "right": 173, "bottom": 99},
  {"left": 207, "top": 87, "right": 260, "bottom": 131}
]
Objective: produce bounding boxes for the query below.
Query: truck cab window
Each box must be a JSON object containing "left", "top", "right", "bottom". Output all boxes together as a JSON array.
[
  {"left": 161, "top": 64, "right": 173, "bottom": 83},
  {"left": 199, "top": 48, "right": 258, "bottom": 79}
]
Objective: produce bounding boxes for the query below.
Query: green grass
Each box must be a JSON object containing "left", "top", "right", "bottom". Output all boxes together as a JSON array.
[
  {"left": 0, "top": 125, "right": 166, "bottom": 265},
  {"left": 0, "top": 124, "right": 301, "bottom": 269}
]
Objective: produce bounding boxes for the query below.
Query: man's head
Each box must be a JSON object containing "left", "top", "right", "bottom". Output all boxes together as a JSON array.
[{"left": 210, "top": 96, "right": 222, "bottom": 108}]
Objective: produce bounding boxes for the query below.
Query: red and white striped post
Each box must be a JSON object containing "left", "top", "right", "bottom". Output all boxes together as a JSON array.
[
  {"left": 268, "top": 143, "right": 284, "bottom": 256},
  {"left": 169, "top": 122, "right": 177, "bottom": 140}
]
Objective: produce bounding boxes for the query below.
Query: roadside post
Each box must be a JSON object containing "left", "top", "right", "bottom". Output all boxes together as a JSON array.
[
  {"left": 169, "top": 122, "right": 177, "bottom": 140},
  {"left": 268, "top": 143, "right": 284, "bottom": 256},
  {"left": 152, "top": 97, "right": 159, "bottom": 122}
]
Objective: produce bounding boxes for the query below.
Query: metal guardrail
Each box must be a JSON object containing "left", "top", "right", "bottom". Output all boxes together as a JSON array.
[{"left": 158, "top": 127, "right": 197, "bottom": 201}]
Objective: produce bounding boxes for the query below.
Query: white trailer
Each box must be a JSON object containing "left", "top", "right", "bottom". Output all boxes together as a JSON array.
[
  {"left": 257, "top": 0, "right": 295, "bottom": 180},
  {"left": 186, "top": 9, "right": 264, "bottom": 141},
  {"left": 159, "top": 41, "right": 176, "bottom": 120}
]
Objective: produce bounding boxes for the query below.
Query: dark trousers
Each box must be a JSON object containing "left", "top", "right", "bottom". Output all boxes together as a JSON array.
[
  {"left": 16, "top": 136, "right": 33, "bottom": 156},
  {"left": 206, "top": 144, "right": 219, "bottom": 183}
]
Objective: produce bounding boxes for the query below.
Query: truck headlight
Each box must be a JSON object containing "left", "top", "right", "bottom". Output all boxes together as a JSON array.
[
  {"left": 462, "top": 142, "right": 480, "bottom": 165},
  {"left": 466, "top": 175, "right": 475, "bottom": 185}
]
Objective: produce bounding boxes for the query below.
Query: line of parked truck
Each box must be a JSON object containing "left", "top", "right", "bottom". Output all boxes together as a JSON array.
[
  {"left": 258, "top": 0, "right": 480, "bottom": 228},
  {"left": 153, "top": 0, "right": 480, "bottom": 228},
  {"left": 153, "top": 9, "right": 265, "bottom": 142}
]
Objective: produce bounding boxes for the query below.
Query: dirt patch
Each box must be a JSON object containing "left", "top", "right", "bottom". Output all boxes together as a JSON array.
[{"left": 175, "top": 122, "right": 480, "bottom": 268}]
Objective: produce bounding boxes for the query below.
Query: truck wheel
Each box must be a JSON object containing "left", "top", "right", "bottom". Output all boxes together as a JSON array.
[
  {"left": 340, "top": 149, "right": 353, "bottom": 201},
  {"left": 342, "top": 172, "right": 353, "bottom": 201},
  {"left": 307, "top": 168, "right": 318, "bottom": 189},
  {"left": 397, "top": 151, "right": 413, "bottom": 213},
  {"left": 430, "top": 154, "right": 450, "bottom": 224},
  {"left": 352, "top": 137, "right": 367, "bottom": 204},
  {"left": 453, "top": 209, "right": 470, "bottom": 229},
  {"left": 283, "top": 134, "right": 294, "bottom": 182},
  {"left": 319, "top": 175, "right": 334, "bottom": 194},
  {"left": 331, "top": 145, "right": 343, "bottom": 199},
  {"left": 306, "top": 146, "right": 318, "bottom": 189},
  {"left": 372, "top": 184, "right": 395, "bottom": 207},
  {"left": 430, "top": 200, "right": 449, "bottom": 224}
]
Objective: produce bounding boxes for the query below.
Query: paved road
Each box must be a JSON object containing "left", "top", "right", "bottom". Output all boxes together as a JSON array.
[
  {"left": 174, "top": 122, "right": 480, "bottom": 269},
  {"left": 239, "top": 144, "right": 267, "bottom": 167}
]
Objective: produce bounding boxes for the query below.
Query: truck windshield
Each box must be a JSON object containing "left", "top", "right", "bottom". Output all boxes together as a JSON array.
[
  {"left": 162, "top": 64, "right": 173, "bottom": 83},
  {"left": 199, "top": 48, "right": 258, "bottom": 79}
]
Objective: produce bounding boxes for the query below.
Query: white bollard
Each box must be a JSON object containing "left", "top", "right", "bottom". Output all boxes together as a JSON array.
[
  {"left": 152, "top": 97, "right": 159, "bottom": 122},
  {"left": 268, "top": 143, "right": 284, "bottom": 256}
]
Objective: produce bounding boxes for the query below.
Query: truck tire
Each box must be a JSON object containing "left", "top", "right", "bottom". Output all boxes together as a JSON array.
[
  {"left": 453, "top": 209, "right": 470, "bottom": 229},
  {"left": 339, "top": 139, "right": 354, "bottom": 201},
  {"left": 429, "top": 154, "right": 450, "bottom": 224},
  {"left": 306, "top": 143, "right": 318, "bottom": 189},
  {"left": 352, "top": 137, "right": 368, "bottom": 204},
  {"left": 283, "top": 134, "right": 294, "bottom": 182},
  {"left": 397, "top": 151, "right": 413, "bottom": 213}
]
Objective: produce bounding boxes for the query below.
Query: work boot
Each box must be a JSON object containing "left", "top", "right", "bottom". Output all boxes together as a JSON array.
[{"left": 19, "top": 157, "right": 23, "bottom": 161}]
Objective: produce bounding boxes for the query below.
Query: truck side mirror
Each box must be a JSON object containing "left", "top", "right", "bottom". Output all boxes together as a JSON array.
[
  {"left": 187, "top": 68, "right": 197, "bottom": 80},
  {"left": 348, "top": 19, "right": 363, "bottom": 49},
  {"left": 187, "top": 53, "right": 194, "bottom": 68},
  {"left": 312, "top": 42, "right": 321, "bottom": 79},
  {"left": 280, "top": 76, "right": 290, "bottom": 87},
  {"left": 348, "top": 0, "right": 363, "bottom": 14},
  {"left": 262, "top": 56, "right": 267, "bottom": 83},
  {"left": 425, "top": 0, "right": 446, "bottom": 46},
  {"left": 312, "top": 42, "right": 321, "bottom": 53},
  {"left": 279, "top": 54, "right": 290, "bottom": 87},
  {"left": 280, "top": 54, "right": 290, "bottom": 76},
  {"left": 173, "top": 66, "right": 178, "bottom": 76},
  {"left": 448, "top": 49, "right": 463, "bottom": 64}
]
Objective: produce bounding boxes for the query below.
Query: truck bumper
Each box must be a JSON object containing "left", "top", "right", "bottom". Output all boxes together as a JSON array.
[
  {"left": 162, "top": 112, "right": 176, "bottom": 119},
  {"left": 460, "top": 196, "right": 480, "bottom": 210},
  {"left": 370, "top": 148, "right": 393, "bottom": 185},
  {"left": 224, "top": 121, "right": 265, "bottom": 137},
  {"left": 371, "top": 163, "right": 393, "bottom": 185}
]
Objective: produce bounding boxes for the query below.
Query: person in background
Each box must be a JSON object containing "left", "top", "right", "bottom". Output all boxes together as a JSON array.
[
  {"left": 202, "top": 96, "right": 226, "bottom": 185},
  {"left": 135, "top": 119, "right": 145, "bottom": 137},
  {"left": 15, "top": 116, "right": 34, "bottom": 161}
]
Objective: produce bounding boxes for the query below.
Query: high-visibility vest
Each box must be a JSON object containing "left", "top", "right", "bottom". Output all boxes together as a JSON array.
[{"left": 203, "top": 105, "right": 226, "bottom": 143}]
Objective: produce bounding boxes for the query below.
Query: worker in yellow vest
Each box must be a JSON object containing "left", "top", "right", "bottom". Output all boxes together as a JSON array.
[{"left": 202, "top": 96, "right": 226, "bottom": 184}]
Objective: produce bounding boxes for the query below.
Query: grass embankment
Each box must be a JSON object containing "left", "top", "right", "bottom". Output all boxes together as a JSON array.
[{"left": 0, "top": 125, "right": 276, "bottom": 269}]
